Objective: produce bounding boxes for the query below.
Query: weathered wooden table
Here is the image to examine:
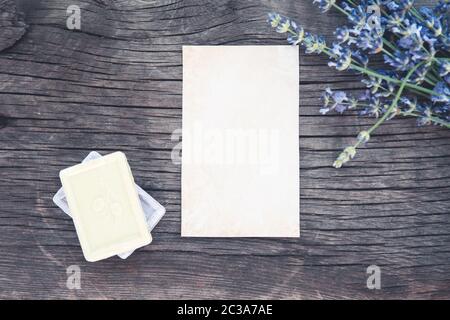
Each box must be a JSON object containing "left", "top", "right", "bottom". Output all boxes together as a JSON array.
[{"left": 1, "top": 0, "right": 449, "bottom": 299}]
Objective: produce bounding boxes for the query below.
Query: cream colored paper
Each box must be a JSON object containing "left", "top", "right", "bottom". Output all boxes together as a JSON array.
[{"left": 182, "top": 46, "right": 299, "bottom": 237}]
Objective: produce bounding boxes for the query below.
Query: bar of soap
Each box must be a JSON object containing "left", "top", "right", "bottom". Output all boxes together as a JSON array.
[{"left": 60, "top": 152, "right": 152, "bottom": 262}]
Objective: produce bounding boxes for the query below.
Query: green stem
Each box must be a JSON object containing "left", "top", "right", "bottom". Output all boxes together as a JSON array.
[
  {"left": 428, "top": 68, "right": 441, "bottom": 83},
  {"left": 381, "top": 47, "right": 394, "bottom": 58},
  {"left": 382, "top": 38, "right": 397, "bottom": 52},
  {"left": 402, "top": 112, "right": 450, "bottom": 128},
  {"left": 404, "top": 86, "right": 429, "bottom": 98},
  {"left": 354, "top": 62, "right": 424, "bottom": 147},
  {"left": 381, "top": 44, "right": 436, "bottom": 86},
  {"left": 410, "top": 7, "right": 424, "bottom": 22},
  {"left": 322, "top": 46, "right": 437, "bottom": 95},
  {"left": 332, "top": 3, "right": 349, "bottom": 17},
  {"left": 323, "top": 47, "right": 438, "bottom": 97},
  {"left": 350, "top": 64, "right": 437, "bottom": 96}
]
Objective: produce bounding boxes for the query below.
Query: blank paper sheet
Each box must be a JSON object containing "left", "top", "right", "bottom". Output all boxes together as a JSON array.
[{"left": 182, "top": 45, "right": 299, "bottom": 237}]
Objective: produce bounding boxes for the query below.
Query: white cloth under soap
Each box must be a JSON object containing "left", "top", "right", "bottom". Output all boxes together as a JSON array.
[{"left": 53, "top": 151, "right": 166, "bottom": 259}]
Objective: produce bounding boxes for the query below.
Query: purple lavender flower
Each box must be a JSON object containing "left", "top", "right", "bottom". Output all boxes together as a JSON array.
[
  {"left": 320, "top": 88, "right": 348, "bottom": 114},
  {"left": 383, "top": 11, "right": 405, "bottom": 30},
  {"left": 410, "top": 64, "right": 430, "bottom": 84},
  {"left": 352, "top": 50, "right": 369, "bottom": 67},
  {"left": 328, "top": 44, "right": 352, "bottom": 70},
  {"left": 416, "top": 104, "right": 434, "bottom": 126},
  {"left": 335, "top": 26, "right": 350, "bottom": 44},
  {"left": 313, "top": 0, "right": 336, "bottom": 13},
  {"left": 356, "top": 27, "right": 384, "bottom": 54},
  {"left": 384, "top": 50, "right": 413, "bottom": 71},
  {"left": 303, "top": 33, "right": 326, "bottom": 54},
  {"left": 400, "top": 96, "right": 418, "bottom": 114},
  {"left": 347, "top": 5, "right": 367, "bottom": 31},
  {"left": 362, "top": 74, "right": 383, "bottom": 94},
  {"left": 360, "top": 97, "right": 383, "bottom": 118},
  {"left": 397, "top": 23, "right": 424, "bottom": 50},
  {"left": 420, "top": 7, "right": 443, "bottom": 37},
  {"left": 287, "top": 20, "right": 305, "bottom": 45},
  {"left": 434, "top": 0, "right": 450, "bottom": 15},
  {"left": 267, "top": 12, "right": 281, "bottom": 28},
  {"left": 432, "top": 82, "right": 450, "bottom": 103},
  {"left": 438, "top": 60, "right": 450, "bottom": 77},
  {"left": 268, "top": 0, "right": 450, "bottom": 167}
]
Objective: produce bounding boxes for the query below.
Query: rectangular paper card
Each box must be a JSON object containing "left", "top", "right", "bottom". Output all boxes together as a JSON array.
[{"left": 182, "top": 45, "right": 300, "bottom": 237}]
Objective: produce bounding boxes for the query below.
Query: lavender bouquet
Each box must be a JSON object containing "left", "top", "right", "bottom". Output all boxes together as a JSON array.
[{"left": 268, "top": 0, "right": 450, "bottom": 168}]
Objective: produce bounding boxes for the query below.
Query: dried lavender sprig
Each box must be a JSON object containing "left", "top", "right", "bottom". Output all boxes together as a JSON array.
[
  {"left": 334, "top": 61, "right": 427, "bottom": 168},
  {"left": 268, "top": 13, "right": 441, "bottom": 96},
  {"left": 268, "top": 0, "right": 450, "bottom": 168}
]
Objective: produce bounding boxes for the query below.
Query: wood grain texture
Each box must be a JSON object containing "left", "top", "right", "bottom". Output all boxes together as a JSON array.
[
  {"left": 0, "top": 0, "right": 27, "bottom": 51},
  {"left": 0, "top": 0, "right": 449, "bottom": 299}
]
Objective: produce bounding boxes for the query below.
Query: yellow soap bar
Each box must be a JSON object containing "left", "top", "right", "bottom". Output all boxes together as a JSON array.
[{"left": 60, "top": 152, "right": 152, "bottom": 262}]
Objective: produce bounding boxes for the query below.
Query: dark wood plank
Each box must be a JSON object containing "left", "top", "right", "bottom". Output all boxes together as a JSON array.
[
  {"left": 0, "top": 0, "right": 27, "bottom": 51},
  {"left": 0, "top": 0, "right": 449, "bottom": 299}
]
